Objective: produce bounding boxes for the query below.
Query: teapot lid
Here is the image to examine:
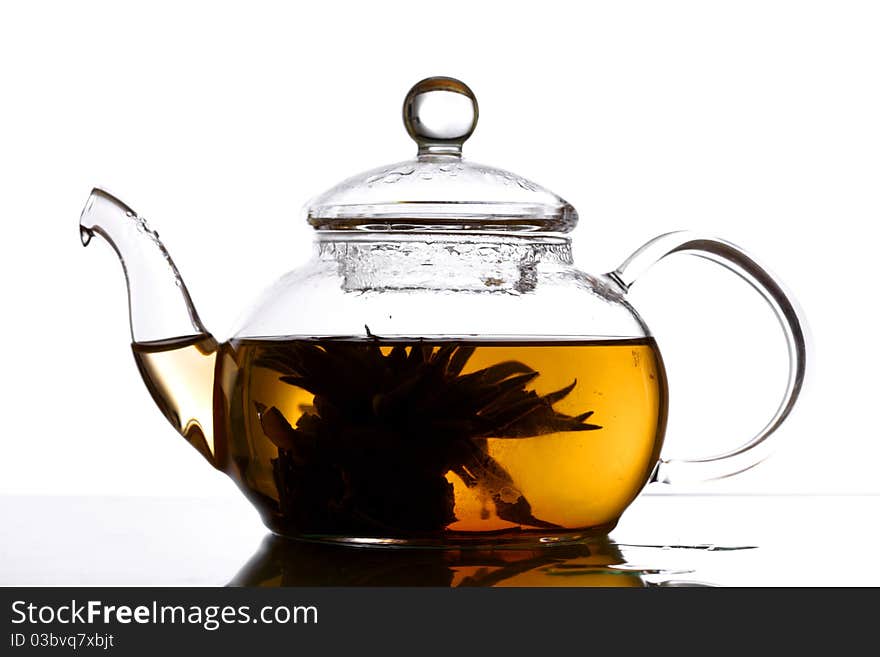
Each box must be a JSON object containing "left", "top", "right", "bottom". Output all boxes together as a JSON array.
[{"left": 306, "top": 77, "right": 578, "bottom": 233}]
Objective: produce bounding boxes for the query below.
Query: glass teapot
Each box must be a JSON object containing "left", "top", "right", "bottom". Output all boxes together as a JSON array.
[{"left": 80, "top": 77, "right": 806, "bottom": 547}]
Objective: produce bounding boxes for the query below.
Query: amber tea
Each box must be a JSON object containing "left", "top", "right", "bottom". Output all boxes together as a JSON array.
[{"left": 133, "top": 336, "right": 667, "bottom": 542}]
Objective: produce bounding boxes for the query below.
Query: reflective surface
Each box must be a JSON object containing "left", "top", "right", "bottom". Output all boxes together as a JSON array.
[
  {"left": 3, "top": 494, "right": 877, "bottom": 586},
  {"left": 229, "top": 535, "right": 683, "bottom": 587}
]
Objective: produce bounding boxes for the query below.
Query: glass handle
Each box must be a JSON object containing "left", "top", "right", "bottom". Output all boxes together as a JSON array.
[{"left": 607, "top": 231, "right": 808, "bottom": 484}]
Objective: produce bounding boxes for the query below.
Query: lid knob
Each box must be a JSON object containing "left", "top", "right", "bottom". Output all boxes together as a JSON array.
[{"left": 403, "top": 76, "right": 478, "bottom": 157}]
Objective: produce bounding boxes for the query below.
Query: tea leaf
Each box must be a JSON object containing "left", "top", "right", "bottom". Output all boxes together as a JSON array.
[{"left": 255, "top": 340, "right": 602, "bottom": 534}]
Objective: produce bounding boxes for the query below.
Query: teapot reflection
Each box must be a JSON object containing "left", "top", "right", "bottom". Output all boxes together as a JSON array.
[{"left": 228, "top": 536, "right": 706, "bottom": 587}]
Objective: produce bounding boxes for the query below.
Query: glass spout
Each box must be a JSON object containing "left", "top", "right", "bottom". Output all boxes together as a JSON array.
[
  {"left": 79, "top": 188, "right": 207, "bottom": 342},
  {"left": 80, "top": 188, "right": 223, "bottom": 468}
]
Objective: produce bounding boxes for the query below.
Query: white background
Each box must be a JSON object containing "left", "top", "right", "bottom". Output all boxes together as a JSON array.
[{"left": 1, "top": 0, "right": 877, "bottom": 500}]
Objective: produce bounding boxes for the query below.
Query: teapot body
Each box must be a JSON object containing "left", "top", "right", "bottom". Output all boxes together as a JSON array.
[{"left": 208, "top": 233, "right": 668, "bottom": 545}]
